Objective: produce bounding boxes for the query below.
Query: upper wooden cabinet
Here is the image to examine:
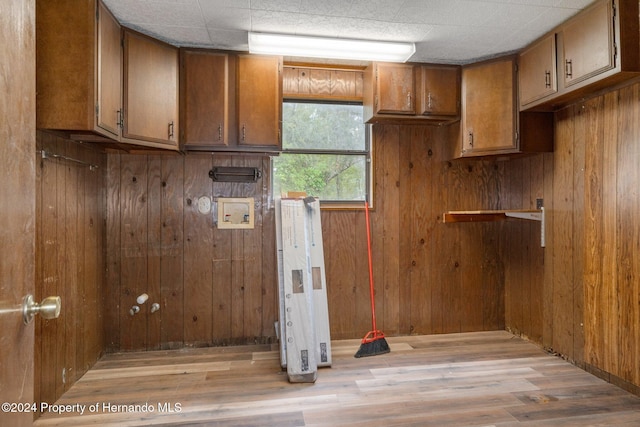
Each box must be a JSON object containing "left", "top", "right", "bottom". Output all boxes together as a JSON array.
[
  {"left": 415, "top": 65, "right": 460, "bottom": 118},
  {"left": 519, "top": 0, "right": 639, "bottom": 111},
  {"left": 560, "top": 0, "right": 614, "bottom": 89},
  {"left": 37, "top": 1, "right": 180, "bottom": 151},
  {"left": 453, "top": 56, "right": 553, "bottom": 158},
  {"left": 97, "top": 1, "right": 123, "bottom": 139},
  {"left": 37, "top": 0, "right": 122, "bottom": 141},
  {"left": 460, "top": 57, "right": 517, "bottom": 156},
  {"left": 237, "top": 54, "right": 283, "bottom": 149},
  {"left": 180, "top": 50, "right": 236, "bottom": 150},
  {"left": 180, "top": 52, "right": 282, "bottom": 152},
  {"left": 519, "top": 34, "right": 557, "bottom": 109},
  {"left": 122, "top": 30, "right": 179, "bottom": 149},
  {"left": 369, "top": 63, "right": 415, "bottom": 115},
  {"left": 364, "top": 62, "right": 459, "bottom": 124}
]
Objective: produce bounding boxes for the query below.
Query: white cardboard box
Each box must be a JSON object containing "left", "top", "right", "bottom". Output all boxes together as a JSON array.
[
  {"left": 303, "top": 197, "right": 332, "bottom": 367},
  {"left": 279, "top": 198, "right": 317, "bottom": 382},
  {"left": 275, "top": 199, "right": 287, "bottom": 369}
]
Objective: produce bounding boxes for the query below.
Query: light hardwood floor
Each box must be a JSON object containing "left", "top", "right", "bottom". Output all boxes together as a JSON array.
[{"left": 34, "top": 331, "right": 640, "bottom": 426}]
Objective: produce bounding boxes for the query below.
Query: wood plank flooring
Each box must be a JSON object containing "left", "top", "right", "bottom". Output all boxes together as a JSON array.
[{"left": 34, "top": 331, "right": 640, "bottom": 426}]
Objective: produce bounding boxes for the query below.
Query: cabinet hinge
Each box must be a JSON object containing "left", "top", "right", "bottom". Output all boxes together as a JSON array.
[{"left": 95, "top": 104, "right": 99, "bottom": 117}]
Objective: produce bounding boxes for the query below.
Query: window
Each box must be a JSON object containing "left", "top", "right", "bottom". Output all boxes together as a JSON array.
[{"left": 273, "top": 101, "right": 371, "bottom": 206}]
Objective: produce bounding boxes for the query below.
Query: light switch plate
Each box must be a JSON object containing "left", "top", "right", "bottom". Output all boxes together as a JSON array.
[{"left": 197, "top": 196, "right": 211, "bottom": 214}]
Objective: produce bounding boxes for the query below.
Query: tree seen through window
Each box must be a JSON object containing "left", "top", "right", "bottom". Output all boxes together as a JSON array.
[{"left": 273, "top": 102, "right": 369, "bottom": 202}]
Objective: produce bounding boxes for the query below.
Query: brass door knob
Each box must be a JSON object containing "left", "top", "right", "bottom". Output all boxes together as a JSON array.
[{"left": 22, "top": 294, "right": 61, "bottom": 325}]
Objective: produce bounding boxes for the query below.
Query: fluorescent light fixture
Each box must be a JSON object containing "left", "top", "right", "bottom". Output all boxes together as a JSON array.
[{"left": 248, "top": 32, "right": 416, "bottom": 62}]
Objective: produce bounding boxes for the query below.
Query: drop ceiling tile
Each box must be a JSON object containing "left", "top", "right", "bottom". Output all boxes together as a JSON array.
[
  {"left": 344, "top": 0, "right": 408, "bottom": 21},
  {"left": 251, "top": 0, "right": 303, "bottom": 13},
  {"left": 297, "top": 0, "right": 354, "bottom": 17},
  {"left": 200, "top": 5, "right": 251, "bottom": 31},
  {"left": 483, "top": 3, "right": 552, "bottom": 29},
  {"left": 403, "top": 0, "right": 499, "bottom": 26},
  {"left": 339, "top": 21, "right": 434, "bottom": 43},
  {"left": 205, "top": 28, "right": 248, "bottom": 50},
  {"left": 557, "top": 0, "right": 597, "bottom": 8},
  {"left": 129, "top": 24, "right": 211, "bottom": 46},
  {"left": 290, "top": 14, "right": 343, "bottom": 37},
  {"left": 103, "top": 0, "right": 600, "bottom": 64},
  {"left": 104, "top": 0, "right": 204, "bottom": 27},
  {"left": 196, "top": 0, "right": 250, "bottom": 8},
  {"left": 520, "top": 6, "right": 585, "bottom": 35},
  {"left": 250, "top": 10, "right": 302, "bottom": 34}
]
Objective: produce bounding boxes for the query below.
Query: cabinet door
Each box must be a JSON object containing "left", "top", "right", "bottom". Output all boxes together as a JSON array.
[
  {"left": 181, "top": 51, "right": 235, "bottom": 148},
  {"left": 237, "top": 55, "right": 282, "bottom": 148},
  {"left": 123, "top": 30, "right": 179, "bottom": 149},
  {"left": 375, "top": 63, "right": 415, "bottom": 115},
  {"left": 560, "top": 0, "right": 614, "bottom": 88},
  {"left": 96, "top": 1, "right": 122, "bottom": 138},
  {"left": 519, "top": 33, "right": 557, "bottom": 108},
  {"left": 461, "top": 58, "right": 517, "bottom": 155},
  {"left": 416, "top": 65, "right": 460, "bottom": 117}
]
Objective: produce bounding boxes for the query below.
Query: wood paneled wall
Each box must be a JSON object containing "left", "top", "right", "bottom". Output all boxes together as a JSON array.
[
  {"left": 35, "top": 131, "right": 106, "bottom": 407},
  {"left": 325, "top": 125, "right": 506, "bottom": 339},
  {"left": 105, "top": 126, "right": 507, "bottom": 350},
  {"left": 502, "top": 80, "right": 640, "bottom": 393},
  {"left": 105, "top": 153, "right": 277, "bottom": 351}
]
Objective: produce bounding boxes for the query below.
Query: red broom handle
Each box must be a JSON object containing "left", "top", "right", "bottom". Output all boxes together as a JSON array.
[{"left": 364, "top": 200, "right": 377, "bottom": 332}]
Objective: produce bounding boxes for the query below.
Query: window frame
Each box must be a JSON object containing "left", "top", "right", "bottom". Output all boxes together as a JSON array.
[{"left": 274, "top": 99, "right": 373, "bottom": 210}]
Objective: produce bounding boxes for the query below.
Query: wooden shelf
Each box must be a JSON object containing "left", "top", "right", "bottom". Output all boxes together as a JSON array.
[
  {"left": 443, "top": 209, "right": 541, "bottom": 223},
  {"left": 443, "top": 208, "right": 545, "bottom": 247}
]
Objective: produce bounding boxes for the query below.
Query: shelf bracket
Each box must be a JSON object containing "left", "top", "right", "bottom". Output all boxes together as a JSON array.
[{"left": 505, "top": 207, "right": 545, "bottom": 247}]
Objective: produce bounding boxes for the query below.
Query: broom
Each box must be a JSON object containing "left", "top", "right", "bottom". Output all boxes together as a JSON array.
[{"left": 354, "top": 200, "right": 390, "bottom": 358}]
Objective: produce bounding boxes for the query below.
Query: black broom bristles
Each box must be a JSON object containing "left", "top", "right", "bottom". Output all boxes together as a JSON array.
[{"left": 354, "top": 331, "right": 390, "bottom": 358}]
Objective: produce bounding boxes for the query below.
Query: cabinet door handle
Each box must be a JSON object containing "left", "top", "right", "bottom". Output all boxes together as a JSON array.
[
  {"left": 407, "top": 91, "right": 412, "bottom": 109},
  {"left": 427, "top": 92, "right": 432, "bottom": 110},
  {"left": 168, "top": 121, "right": 174, "bottom": 139},
  {"left": 565, "top": 59, "right": 572, "bottom": 79},
  {"left": 545, "top": 71, "right": 551, "bottom": 88}
]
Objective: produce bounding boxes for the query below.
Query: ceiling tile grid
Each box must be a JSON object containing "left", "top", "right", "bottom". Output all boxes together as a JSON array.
[{"left": 103, "top": 0, "right": 597, "bottom": 64}]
